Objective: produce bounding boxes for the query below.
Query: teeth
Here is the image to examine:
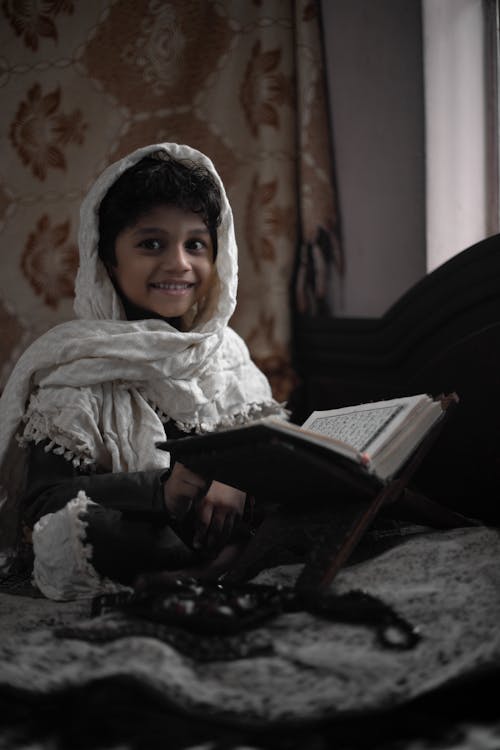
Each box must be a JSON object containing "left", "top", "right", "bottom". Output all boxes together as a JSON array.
[{"left": 152, "top": 282, "right": 191, "bottom": 290}]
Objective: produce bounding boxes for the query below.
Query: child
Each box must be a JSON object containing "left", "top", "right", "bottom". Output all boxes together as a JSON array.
[{"left": 0, "top": 143, "right": 286, "bottom": 600}]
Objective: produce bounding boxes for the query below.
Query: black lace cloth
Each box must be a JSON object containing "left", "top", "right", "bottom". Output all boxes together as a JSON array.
[{"left": 0, "top": 526, "right": 499, "bottom": 750}]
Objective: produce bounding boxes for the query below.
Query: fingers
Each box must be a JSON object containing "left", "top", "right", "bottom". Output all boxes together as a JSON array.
[
  {"left": 222, "top": 511, "right": 236, "bottom": 544},
  {"left": 194, "top": 506, "right": 234, "bottom": 552},
  {"left": 193, "top": 481, "right": 245, "bottom": 553},
  {"left": 165, "top": 472, "right": 246, "bottom": 554},
  {"left": 193, "top": 497, "right": 213, "bottom": 550},
  {"left": 163, "top": 462, "right": 211, "bottom": 520}
]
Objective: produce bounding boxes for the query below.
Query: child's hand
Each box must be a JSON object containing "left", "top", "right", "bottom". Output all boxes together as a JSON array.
[
  {"left": 163, "top": 462, "right": 210, "bottom": 520},
  {"left": 193, "top": 481, "right": 246, "bottom": 553}
]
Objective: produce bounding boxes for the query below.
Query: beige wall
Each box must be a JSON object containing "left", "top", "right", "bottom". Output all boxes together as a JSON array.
[{"left": 321, "top": 0, "right": 426, "bottom": 317}]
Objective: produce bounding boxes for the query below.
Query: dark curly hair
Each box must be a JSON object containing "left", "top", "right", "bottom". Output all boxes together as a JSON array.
[{"left": 97, "top": 152, "right": 222, "bottom": 265}]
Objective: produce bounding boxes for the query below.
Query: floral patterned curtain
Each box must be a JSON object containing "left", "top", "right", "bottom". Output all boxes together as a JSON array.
[{"left": 0, "top": 0, "right": 341, "bottom": 402}]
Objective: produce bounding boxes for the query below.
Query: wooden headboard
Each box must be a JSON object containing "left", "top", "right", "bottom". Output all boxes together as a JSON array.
[{"left": 290, "top": 234, "right": 500, "bottom": 523}]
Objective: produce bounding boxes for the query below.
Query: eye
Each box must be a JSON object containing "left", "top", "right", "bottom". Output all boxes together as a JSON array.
[
  {"left": 138, "top": 238, "right": 163, "bottom": 252},
  {"left": 185, "top": 238, "right": 208, "bottom": 253}
]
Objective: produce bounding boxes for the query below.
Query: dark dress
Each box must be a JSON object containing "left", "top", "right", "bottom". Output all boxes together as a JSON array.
[{"left": 21, "top": 423, "right": 247, "bottom": 585}]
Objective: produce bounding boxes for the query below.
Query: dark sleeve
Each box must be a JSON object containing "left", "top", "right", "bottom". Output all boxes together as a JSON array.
[{"left": 22, "top": 441, "right": 170, "bottom": 527}]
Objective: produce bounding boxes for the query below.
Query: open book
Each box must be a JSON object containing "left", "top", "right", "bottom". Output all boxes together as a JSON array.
[{"left": 163, "top": 394, "right": 453, "bottom": 504}]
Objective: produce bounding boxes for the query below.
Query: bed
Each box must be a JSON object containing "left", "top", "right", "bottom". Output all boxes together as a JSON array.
[{"left": 0, "top": 235, "right": 499, "bottom": 749}]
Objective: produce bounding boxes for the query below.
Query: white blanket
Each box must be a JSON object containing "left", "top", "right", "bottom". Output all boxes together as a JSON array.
[{"left": 1, "top": 527, "right": 499, "bottom": 724}]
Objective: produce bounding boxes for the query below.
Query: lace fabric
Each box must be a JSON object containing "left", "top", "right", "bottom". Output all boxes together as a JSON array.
[{"left": 0, "top": 526, "right": 498, "bottom": 724}]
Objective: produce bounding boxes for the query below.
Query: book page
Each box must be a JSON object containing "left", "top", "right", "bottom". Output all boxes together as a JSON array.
[
  {"left": 367, "top": 400, "right": 442, "bottom": 480},
  {"left": 265, "top": 416, "right": 362, "bottom": 461},
  {"left": 303, "top": 403, "right": 405, "bottom": 452},
  {"left": 302, "top": 395, "right": 429, "bottom": 454}
]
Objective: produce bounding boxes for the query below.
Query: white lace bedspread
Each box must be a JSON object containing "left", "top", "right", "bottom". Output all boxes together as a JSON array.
[{"left": 0, "top": 525, "right": 499, "bottom": 732}]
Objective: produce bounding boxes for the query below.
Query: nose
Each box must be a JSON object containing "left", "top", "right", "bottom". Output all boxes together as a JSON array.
[{"left": 162, "top": 243, "right": 191, "bottom": 272}]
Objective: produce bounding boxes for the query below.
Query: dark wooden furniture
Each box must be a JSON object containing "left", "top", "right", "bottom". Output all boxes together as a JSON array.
[
  {"left": 228, "top": 236, "right": 499, "bottom": 589},
  {"left": 290, "top": 234, "right": 500, "bottom": 523}
]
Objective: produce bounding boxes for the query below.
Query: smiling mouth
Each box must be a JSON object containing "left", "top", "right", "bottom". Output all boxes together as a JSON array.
[{"left": 149, "top": 282, "right": 195, "bottom": 294}]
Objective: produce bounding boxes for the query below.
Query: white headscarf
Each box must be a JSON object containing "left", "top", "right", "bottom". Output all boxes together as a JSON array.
[{"left": 0, "top": 143, "right": 284, "bottom": 549}]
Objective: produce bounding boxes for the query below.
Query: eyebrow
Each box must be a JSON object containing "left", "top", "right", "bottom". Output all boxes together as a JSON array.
[{"left": 132, "top": 225, "right": 210, "bottom": 236}]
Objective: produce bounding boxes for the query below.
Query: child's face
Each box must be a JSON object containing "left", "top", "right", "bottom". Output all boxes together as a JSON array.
[{"left": 111, "top": 204, "right": 215, "bottom": 322}]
